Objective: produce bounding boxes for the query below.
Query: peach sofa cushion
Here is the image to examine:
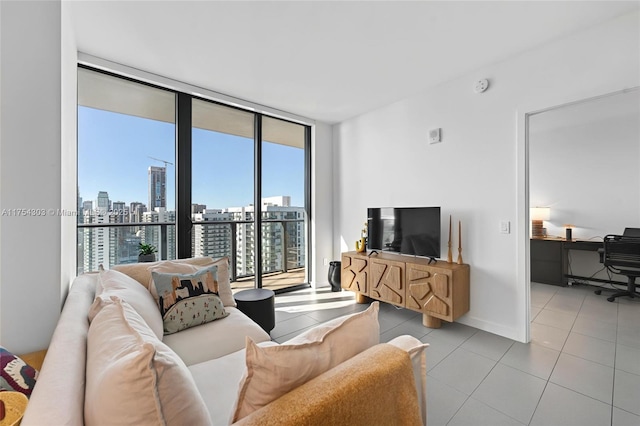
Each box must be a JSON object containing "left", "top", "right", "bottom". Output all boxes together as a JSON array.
[
  {"left": 88, "top": 269, "right": 164, "bottom": 339},
  {"left": 85, "top": 298, "right": 211, "bottom": 426},
  {"left": 232, "top": 302, "right": 380, "bottom": 422}
]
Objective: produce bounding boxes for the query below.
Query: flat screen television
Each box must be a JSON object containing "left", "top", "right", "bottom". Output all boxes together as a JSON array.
[{"left": 367, "top": 207, "right": 441, "bottom": 259}]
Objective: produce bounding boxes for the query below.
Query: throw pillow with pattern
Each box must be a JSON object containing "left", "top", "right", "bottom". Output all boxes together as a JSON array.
[
  {"left": 151, "top": 264, "right": 229, "bottom": 333},
  {"left": 0, "top": 347, "right": 38, "bottom": 397}
]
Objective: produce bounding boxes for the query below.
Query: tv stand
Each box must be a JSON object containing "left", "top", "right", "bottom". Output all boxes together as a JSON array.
[
  {"left": 427, "top": 257, "right": 437, "bottom": 264},
  {"left": 340, "top": 251, "right": 470, "bottom": 328}
]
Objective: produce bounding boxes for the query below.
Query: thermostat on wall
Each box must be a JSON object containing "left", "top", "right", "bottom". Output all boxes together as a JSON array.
[{"left": 429, "top": 128, "right": 441, "bottom": 144}]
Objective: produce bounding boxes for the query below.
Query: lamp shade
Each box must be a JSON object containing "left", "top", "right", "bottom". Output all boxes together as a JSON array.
[{"left": 530, "top": 207, "right": 550, "bottom": 221}]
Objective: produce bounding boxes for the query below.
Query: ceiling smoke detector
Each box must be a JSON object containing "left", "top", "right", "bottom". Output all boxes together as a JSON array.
[{"left": 474, "top": 79, "right": 489, "bottom": 94}]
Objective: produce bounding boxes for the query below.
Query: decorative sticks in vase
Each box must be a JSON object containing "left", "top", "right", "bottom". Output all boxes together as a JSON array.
[
  {"left": 457, "top": 220, "right": 463, "bottom": 264},
  {"left": 447, "top": 215, "right": 453, "bottom": 263},
  {"left": 447, "top": 215, "right": 464, "bottom": 265}
]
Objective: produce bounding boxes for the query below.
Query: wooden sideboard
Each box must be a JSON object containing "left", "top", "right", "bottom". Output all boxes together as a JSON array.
[{"left": 341, "top": 251, "right": 470, "bottom": 328}]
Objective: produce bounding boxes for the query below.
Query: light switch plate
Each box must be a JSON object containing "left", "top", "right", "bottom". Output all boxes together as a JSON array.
[
  {"left": 429, "top": 128, "right": 441, "bottom": 144},
  {"left": 500, "top": 221, "right": 510, "bottom": 234}
]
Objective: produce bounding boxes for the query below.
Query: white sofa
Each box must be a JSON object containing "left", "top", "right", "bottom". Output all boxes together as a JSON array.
[{"left": 23, "top": 258, "right": 427, "bottom": 425}]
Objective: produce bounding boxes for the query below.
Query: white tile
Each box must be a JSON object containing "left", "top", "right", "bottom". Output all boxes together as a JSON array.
[
  {"left": 572, "top": 314, "right": 618, "bottom": 342},
  {"left": 270, "top": 314, "right": 319, "bottom": 339},
  {"left": 447, "top": 397, "right": 526, "bottom": 426},
  {"left": 530, "top": 382, "right": 612, "bottom": 426},
  {"left": 579, "top": 295, "right": 619, "bottom": 323},
  {"left": 428, "top": 347, "right": 496, "bottom": 395},
  {"left": 615, "top": 343, "right": 640, "bottom": 376},
  {"left": 472, "top": 364, "right": 546, "bottom": 424},
  {"left": 425, "top": 375, "right": 468, "bottom": 426},
  {"left": 426, "top": 321, "right": 478, "bottom": 347},
  {"left": 301, "top": 302, "right": 366, "bottom": 323},
  {"left": 550, "top": 352, "right": 614, "bottom": 404},
  {"left": 500, "top": 342, "right": 560, "bottom": 380},
  {"left": 420, "top": 333, "right": 458, "bottom": 371},
  {"left": 530, "top": 322, "right": 569, "bottom": 351},
  {"left": 533, "top": 308, "right": 577, "bottom": 331},
  {"left": 562, "top": 332, "right": 616, "bottom": 367},
  {"left": 613, "top": 369, "right": 640, "bottom": 416},
  {"left": 618, "top": 302, "right": 640, "bottom": 322},
  {"left": 545, "top": 292, "right": 585, "bottom": 314},
  {"left": 613, "top": 407, "right": 640, "bottom": 426},
  {"left": 617, "top": 324, "right": 640, "bottom": 350},
  {"left": 380, "top": 319, "right": 430, "bottom": 342},
  {"left": 530, "top": 305, "right": 542, "bottom": 321},
  {"left": 460, "top": 330, "right": 514, "bottom": 361},
  {"left": 530, "top": 284, "right": 557, "bottom": 308}
]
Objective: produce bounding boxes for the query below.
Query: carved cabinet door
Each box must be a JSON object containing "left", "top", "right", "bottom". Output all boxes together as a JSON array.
[
  {"left": 369, "top": 258, "right": 405, "bottom": 307},
  {"left": 405, "top": 263, "right": 454, "bottom": 321},
  {"left": 340, "top": 254, "right": 369, "bottom": 295}
]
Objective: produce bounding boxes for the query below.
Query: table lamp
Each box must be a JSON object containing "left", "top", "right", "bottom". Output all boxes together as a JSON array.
[{"left": 530, "top": 207, "right": 550, "bottom": 238}]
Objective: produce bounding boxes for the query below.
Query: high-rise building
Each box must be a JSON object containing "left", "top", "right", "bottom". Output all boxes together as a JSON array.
[
  {"left": 148, "top": 166, "right": 166, "bottom": 210},
  {"left": 82, "top": 207, "right": 110, "bottom": 273},
  {"left": 82, "top": 200, "right": 93, "bottom": 215},
  {"left": 95, "top": 191, "right": 110, "bottom": 212},
  {"left": 111, "top": 201, "right": 127, "bottom": 223},
  {"left": 191, "top": 204, "right": 207, "bottom": 214},
  {"left": 224, "top": 197, "right": 305, "bottom": 277},
  {"left": 191, "top": 209, "right": 232, "bottom": 260},
  {"left": 129, "top": 202, "right": 146, "bottom": 223},
  {"left": 141, "top": 207, "right": 176, "bottom": 261}
]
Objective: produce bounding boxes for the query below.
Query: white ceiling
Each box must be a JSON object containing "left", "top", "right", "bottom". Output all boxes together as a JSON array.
[{"left": 67, "top": 1, "right": 639, "bottom": 124}]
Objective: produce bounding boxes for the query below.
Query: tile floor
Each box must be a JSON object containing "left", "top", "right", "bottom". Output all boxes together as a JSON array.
[{"left": 270, "top": 283, "right": 640, "bottom": 426}]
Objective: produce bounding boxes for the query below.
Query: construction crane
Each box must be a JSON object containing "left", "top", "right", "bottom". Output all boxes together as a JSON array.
[{"left": 148, "top": 156, "right": 174, "bottom": 168}]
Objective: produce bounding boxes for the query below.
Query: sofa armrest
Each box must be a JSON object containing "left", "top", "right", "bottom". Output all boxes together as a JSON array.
[
  {"left": 234, "top": 343, "right": 422, "bottom": 426},
  {"left": 22, "top": 274, "right": 97, "bottom": 426}
]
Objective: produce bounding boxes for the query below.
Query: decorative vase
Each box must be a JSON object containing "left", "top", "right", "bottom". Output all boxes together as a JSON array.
[
  {"left": 138, "top": 253, "right": 156, "bottom": 263},
  {"left": 355, "top": 237, "right": 366, "bottom": 253},
  {"left": 328, "top": 261, "right": 342, "bottom": 292}
]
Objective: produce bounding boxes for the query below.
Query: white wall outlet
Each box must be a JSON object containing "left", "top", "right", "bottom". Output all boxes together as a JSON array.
[
  {"left": 500, "top": 221, "right": 510, "bottom": 234},
  {"left": 429, "top": 128, "right": 441, "bottom": 144},
  {"left": 323, "top": 258, "right": 328, "bottom": 266}
]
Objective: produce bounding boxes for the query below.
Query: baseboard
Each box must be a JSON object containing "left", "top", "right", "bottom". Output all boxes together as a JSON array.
[{"left": 455, "top": 315, "right": 526, "bottom": 343}]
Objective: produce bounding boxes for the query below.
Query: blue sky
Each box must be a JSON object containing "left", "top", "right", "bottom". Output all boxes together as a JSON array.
[{"left": 78, "top": 107, "right": 304, "bottom": 210}]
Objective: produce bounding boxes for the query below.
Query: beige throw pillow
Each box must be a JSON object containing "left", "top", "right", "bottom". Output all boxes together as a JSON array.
[
  {"left": 232, "top": 302, "right": 380, "bottom": 422},
  {"left": 88, "top": 269, "right": 164, "bottom": 339},
  {"left": 388, "top": 335, "right": 429, "bottom": 425},
  {"left": 148, "top": 257, "right": 236, "bottom": 307},
  {"left": 85, "top": 299, "right": 211, "bottom": 426},
  {"left": 112, "top": 256, "right": 213, "bottom": 288}
]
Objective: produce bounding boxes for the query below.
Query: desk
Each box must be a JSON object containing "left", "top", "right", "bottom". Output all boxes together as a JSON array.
[{"left": 530, "top": 238, "right": 604, "bottom": 286}]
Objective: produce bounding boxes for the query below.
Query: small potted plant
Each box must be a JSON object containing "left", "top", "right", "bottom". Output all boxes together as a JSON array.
[{"left": 138, "top": 243, "right": 157, "bottom": 263}]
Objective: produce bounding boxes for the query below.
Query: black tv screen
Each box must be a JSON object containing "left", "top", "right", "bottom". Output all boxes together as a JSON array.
[{"left": 367, "top": 207, "right": 441, "bottom": 258}]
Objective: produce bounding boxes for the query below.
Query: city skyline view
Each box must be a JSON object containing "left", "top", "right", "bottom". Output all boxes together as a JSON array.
[{"left": 78, "top": 106, "right": 305, "bottom": 211}]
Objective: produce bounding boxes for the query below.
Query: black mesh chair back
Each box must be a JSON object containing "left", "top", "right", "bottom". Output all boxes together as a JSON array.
[{"left": 600, "top": 233, "right": 640, "bottom": 301}]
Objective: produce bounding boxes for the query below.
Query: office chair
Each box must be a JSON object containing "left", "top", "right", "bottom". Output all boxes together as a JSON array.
[{"left": 597, "top": 229, "right": 640, "bottom": 302}]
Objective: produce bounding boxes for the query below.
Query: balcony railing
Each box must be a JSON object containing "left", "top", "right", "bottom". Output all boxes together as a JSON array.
[{"left": 77, "top": 219, "right": 305, "bottom": 286}]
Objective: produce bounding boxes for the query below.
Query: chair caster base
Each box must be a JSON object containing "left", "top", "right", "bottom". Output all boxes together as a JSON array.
[
  {"left": 607, "top": 297, "right": 615, "bottom": 302},
  {"left": 594, "top": 290, "right": 602, "bottom": 295}
]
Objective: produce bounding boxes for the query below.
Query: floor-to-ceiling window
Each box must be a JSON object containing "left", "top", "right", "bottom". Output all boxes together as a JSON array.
[
  {"left": 77, "top": 66, "right": 311, "bottom": 292},
  {"left": 260, "top": 116, "right": 308, "bottom": 290},
  {"left": 77, "top": 67, "right": 176, "bottom": 275}
]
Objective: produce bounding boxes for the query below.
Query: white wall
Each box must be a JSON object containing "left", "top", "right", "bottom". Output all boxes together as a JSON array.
[
  {"left": 61, "top": 2, "right": 79, "bottom": 304},
  {"left": 311, "top": 122, "right": 334, "bottom": 287},
  {"left": 334, "top": 11, "right": 640, "bottom": 341},
  {"left": 0, "top": 1, "right": 65, "bottom": 353}
]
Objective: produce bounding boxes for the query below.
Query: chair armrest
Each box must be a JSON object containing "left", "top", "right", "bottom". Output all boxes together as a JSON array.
[{"left": 234, "top": 343, "right": 422, "bottom": 426}]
